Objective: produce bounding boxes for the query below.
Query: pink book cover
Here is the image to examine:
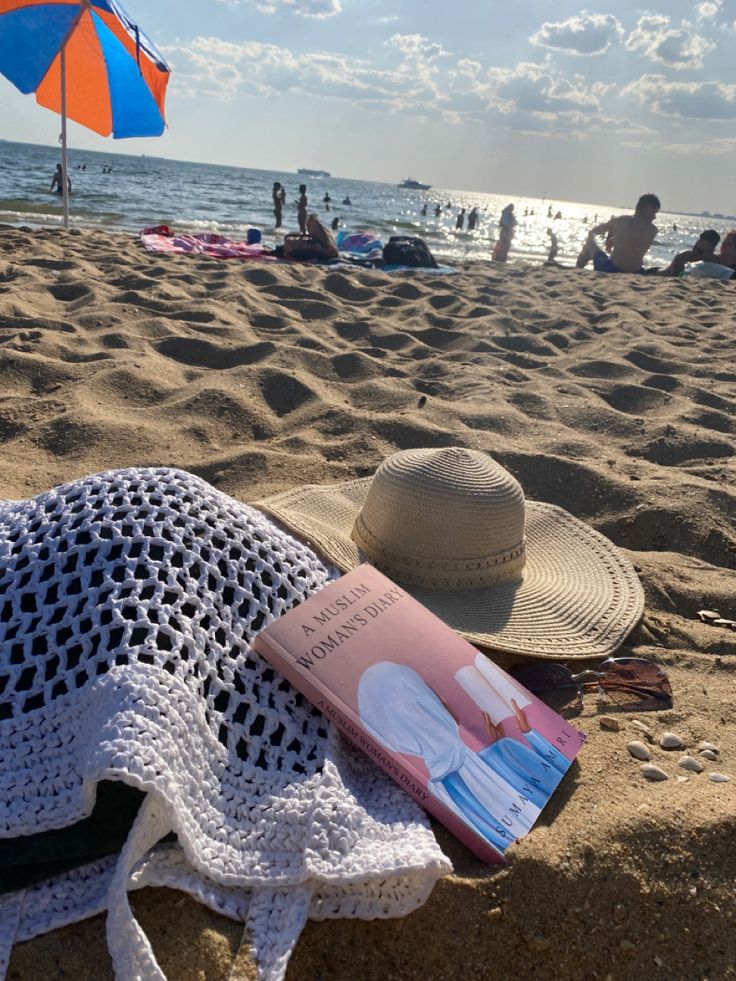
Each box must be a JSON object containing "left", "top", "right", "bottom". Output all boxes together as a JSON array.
[{"left": 252, "top": 564, "right": 586, "bottom": 864}]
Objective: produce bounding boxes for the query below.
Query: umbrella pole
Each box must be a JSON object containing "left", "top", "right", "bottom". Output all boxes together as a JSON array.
[{"left": 60, "top": 45, "right": 69, "bottom": 229}]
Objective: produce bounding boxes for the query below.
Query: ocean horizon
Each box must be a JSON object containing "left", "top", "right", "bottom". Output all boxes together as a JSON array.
[{"left": 1, "top": 139, "right": 734, "bottom": 267}]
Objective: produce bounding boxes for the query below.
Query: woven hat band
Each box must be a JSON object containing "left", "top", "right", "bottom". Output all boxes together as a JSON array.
[{"left": 352, "top": 512, "right": 527, "bottom": 591}]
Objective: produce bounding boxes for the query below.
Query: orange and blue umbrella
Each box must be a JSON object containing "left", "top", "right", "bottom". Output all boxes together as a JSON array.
[{"left": 0, "top": 0, "right": 170, "bottom": 224}]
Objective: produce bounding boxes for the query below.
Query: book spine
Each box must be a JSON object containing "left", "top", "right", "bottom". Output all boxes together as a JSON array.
[{"left": 252, "top": 632, "right": 505, "bottom": 866}]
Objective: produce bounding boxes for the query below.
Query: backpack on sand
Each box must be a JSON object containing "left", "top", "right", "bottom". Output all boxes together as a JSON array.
[{"left": 382, "top": 236, "right": 438, "bottom": 268}]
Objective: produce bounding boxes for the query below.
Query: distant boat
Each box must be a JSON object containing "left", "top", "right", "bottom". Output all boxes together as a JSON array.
[
  {"left": 399, "top": 177, "right": 431, "bottom": 190},
  {"left": 298, "top": 168, "right": 330, "bottom": 178}
]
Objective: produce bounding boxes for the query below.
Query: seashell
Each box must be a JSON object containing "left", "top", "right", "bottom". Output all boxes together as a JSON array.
[
  {"left": 713, "top": 619, "right": 736, "bottom": 629},
  {"left": 659, "top": 732, "right": 684, "bottom": 750},
  {"left": 697, "top": 742, "right": 719, "bottom": 754},
  {"left": 630, "top": 720, "right": 655, "bottom": 743},
  {"left": 640, "top": 764, "right": 668, "bottom": 782},
  {"left": 678, "top": 756, "right": 704, "bottom": 773},
  {"left": 627, "top": 741, "right": 651, "bottom": 761},
  {"left": 699, "top": 749, "right": 719, "bottom": 761},
  {"left": 697, "top": 609, "right": 721, "bottom": 622},
  {"left": 599, "top": 716, "right": 622, "bottom": 732},
  {"left": 708, "top": 773, "right": 730, "bottom": 783}
]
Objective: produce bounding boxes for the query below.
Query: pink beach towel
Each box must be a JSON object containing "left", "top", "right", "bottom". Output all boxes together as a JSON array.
[{"left": 140, "top": 226, "right": 277, "bottom": 261}]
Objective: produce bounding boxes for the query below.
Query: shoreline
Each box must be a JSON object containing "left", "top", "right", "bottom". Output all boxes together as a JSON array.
[{"left": 2, "top": 225, "right": 735, "bottom": 980}]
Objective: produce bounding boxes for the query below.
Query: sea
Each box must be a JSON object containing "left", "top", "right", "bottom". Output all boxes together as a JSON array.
[{"left": 1, "top": 139, "right": 734, "bottom": 267}]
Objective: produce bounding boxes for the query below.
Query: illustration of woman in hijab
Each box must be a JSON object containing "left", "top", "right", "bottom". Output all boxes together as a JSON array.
[
  {"left": 469, "top": 654, "right": 571, "bottom": 775},
  {"left": 455, "top": 665, "right": 561, "bottom": 807},
  {"left": 357, "top": 662, "right": 540, "bottom": 854}
]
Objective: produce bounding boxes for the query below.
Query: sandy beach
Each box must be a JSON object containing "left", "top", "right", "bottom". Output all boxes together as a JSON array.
[{"left": 2, "top": 225, "right": 735, "bottom": 981}]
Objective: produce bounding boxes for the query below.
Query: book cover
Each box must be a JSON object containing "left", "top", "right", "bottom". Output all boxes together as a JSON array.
[{"left": 252, "top": 564, "right": 585, "bottom": 864}]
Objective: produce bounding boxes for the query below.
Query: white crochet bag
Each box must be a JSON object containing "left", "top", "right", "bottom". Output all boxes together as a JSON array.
[{"left": 0, "top": 468, "right": 450, "bottom": 980}]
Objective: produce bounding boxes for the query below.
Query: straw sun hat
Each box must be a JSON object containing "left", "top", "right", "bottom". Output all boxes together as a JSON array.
[{"left": 257, "top": 447, "right": 644, "bottom": 660}]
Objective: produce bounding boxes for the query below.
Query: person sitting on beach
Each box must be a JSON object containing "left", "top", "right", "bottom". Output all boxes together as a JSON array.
[
  {"left": 661, "top": 229, "right": 720, "bottom": 276},
  {"left": 679, "top": 229, "right": 736, "bottom": 281},
  {"left": 297, "top": 184, "right": 308, "bottom": 234},
  {"left": 50, "top": 164, "right": 71, "bottom": 196},
  {"left": 720, "top": 230, "right": 736, "bottom": 269},
  {"left": 575, "top": 193, "right": 660, "bottom": 274}
]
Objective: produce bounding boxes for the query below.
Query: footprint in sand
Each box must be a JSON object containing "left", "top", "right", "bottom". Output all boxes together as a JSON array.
[
  {"left": 260, "top": 370, "right": 317, "bottom": 416},
  {"left": 47, "top": 283, "right": 94, "bottom": 306},
  {"left": 600, "top": 384, "right": 672, "bottom": 414},
  {"left": 155, "top": 338, "right": 275, "bottom": 370}
]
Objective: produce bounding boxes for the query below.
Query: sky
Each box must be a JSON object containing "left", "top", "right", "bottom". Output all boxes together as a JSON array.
[{"left": 2, "top": 0, "right": 736, "bottom": 213}]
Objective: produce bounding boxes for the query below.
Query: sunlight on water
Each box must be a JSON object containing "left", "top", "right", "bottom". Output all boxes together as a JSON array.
[{"left": 1, "top": 141, "right": 734, "bottom": 267}]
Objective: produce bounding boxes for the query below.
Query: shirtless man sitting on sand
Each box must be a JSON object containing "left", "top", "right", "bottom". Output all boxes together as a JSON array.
[{"left": 576, "top": 193, "right": 660, "bottom": 273}]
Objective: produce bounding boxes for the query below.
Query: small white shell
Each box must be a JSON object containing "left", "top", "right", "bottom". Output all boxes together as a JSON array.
[
  {"left": 678, "top": 756, "right": 704, "bottom": 773},
  {"left": 697, "top": 742, "right": 719, "bottom": 754},
  {"left": 708, "top": 773, "right": 730, "bottom": 783},
  {"left": 659, "top": 732, "right": 684, "bottom": 750},
  {"left": 627, "top": 741, "right": 651, "bottom": 761},
  {"left": 697, "top": 610, "right": 720, "bottom": 622},
  {"left": 640, "top": 764, "right": 668, "bottom": 782},
  {"left": 700, "top": 749, "right": 719, "bottom": 762}
]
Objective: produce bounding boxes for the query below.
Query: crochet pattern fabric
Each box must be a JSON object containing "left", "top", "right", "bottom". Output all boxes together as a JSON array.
[{"left": 0, "top": 468, "right": 450, "bottom": 980}]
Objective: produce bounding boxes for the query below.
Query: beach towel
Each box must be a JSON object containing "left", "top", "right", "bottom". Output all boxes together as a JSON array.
[
  {"left": 0, "top": 468, "right": 450, "bottom": 981},
  {"left": 140, "top": 226, "right": 276, "bottom": 260},
  {"left": 336, "top": 230, "right": 384, "bottom": 262},
  {"left": 684, "top": 261, "right": 735, "bottom": 281}
]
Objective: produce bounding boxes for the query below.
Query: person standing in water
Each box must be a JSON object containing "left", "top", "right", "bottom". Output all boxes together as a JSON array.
[
  {"left": 297, "top": 184, "right": 308, "bottom": 234},
  {"left": 456, "top": 208, "right": 466, "bottom": 230},
  {"left": 492, "top": 203, "right": 516, "bottom": 262},
  {"left": 272, "top": 182, "right": 284, "bottom": 229},
  {"left": 545, "top": 228, "right": 560, "bottom": 265},
  {"left": 50, "top": 163, "right": 71, "bottom": 196},
  {"left": 323, "top": 192, "right": 331, "bottom": 211}
]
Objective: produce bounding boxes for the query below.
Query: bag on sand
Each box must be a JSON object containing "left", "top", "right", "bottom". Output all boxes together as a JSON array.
[
  {"left": 282, "top": 215, "right": 339, "bottom": 262},
  {"left": 382, "top": 236, "right": 438, "bottom": 268}
]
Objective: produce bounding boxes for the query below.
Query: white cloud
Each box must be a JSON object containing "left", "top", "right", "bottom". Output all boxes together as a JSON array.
[
  {"left": 165, "top": 34, "right": 450, "bottom": 110},
  {"left": 696, "top": 0, "right": 721, "bottom": 19},
  {"left": 622, "top": 74, "right": 736, "bottom": 119},
  {"left": 486, "top": 59, "right": 603, "bottom": 115},
  {"left": 530, "top": 11, "right": 624, "bottom": 55},
  {"left": 625, "top": 15, "right": 715, "bottom": 69},
  {"left": 216, "top": 0, "right": 342, "bottom": 18}
]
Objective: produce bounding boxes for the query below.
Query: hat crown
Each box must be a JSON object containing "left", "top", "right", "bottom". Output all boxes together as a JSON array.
[{"left": 352, "top": 447, "right": 526, "bottom": 591}]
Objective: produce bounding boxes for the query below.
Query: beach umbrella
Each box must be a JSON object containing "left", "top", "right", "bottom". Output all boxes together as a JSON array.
[{"left": 0, "top": 0, "right": 170, "bottom": 227}]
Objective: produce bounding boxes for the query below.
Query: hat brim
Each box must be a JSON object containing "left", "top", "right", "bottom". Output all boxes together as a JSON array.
[{"left": 255, "top": 478, "right": 644, "bottom": 660}]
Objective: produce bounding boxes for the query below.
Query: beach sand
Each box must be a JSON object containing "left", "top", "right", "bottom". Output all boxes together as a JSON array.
[{"left": 2, "top": 226, "right": 735, "bottom": 981}]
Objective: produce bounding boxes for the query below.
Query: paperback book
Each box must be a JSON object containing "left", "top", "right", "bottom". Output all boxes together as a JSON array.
[{"left": 253, "top": 564, "right": 585, "bottom": 864}]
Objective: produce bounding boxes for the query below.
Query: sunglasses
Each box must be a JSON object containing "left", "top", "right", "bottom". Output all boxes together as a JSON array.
[{"left": 510, "top": 657, "right": 673, "bottom": 718}]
